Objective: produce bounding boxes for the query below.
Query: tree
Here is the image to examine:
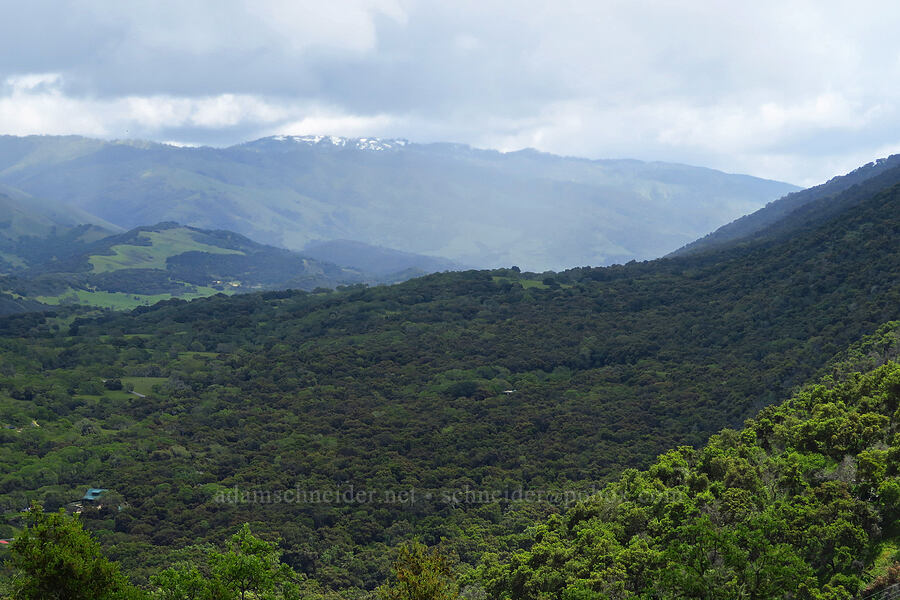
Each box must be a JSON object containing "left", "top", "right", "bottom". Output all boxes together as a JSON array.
[
  {"left": 8, "top": 502, "right": 141, "bottom": 600},
  {"left": 378, "top": 541, "right": 460, "bottom": 600},
  {"left": 104, "top": 378, "right": 123, "bottom": 391},
  {"left": 149, "top": 526, "right": 306, "bottom": 600},
  {"left": 208, "top": 524, "right": 299, "bottom": 600},
  {"left": 150, "top": 563, "right": 211, "bottom": 600}
]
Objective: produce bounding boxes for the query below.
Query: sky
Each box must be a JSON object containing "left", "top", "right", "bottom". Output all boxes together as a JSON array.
[{"left": 2, "top": 1, "right": 900, "bottom": 186}]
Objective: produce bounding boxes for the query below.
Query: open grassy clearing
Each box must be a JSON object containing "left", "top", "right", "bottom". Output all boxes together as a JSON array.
[
  {"left": 120, "top": 377, "right": 168, "bottom": 395},
  {"left": 89, "top": 228, "right": 243, "bottom": 273},
  {"left": 36, "top": 286, "right": 226, "bottom": 310}
]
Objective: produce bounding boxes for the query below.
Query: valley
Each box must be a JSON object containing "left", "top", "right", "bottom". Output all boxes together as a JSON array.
[{"left": 2, "top": 151, "right": 900, "bottom": 597}]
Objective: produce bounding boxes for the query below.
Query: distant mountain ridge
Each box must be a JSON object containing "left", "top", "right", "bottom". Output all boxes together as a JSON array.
[
  {"left": 0, "top": 184, "right": 119, "bottom": 243},
  {"left": 673, "top": 154, "right": 900, "bottom": 256},
  {"left": 0, "top": 134, "right": 799, "bottom": 271},
  {"left": 302, "top": 239, "right": 465, "bottom": 279},
  {"left": 0, "top": 163, "right": 474, "bottom": 310},
  {"left": 0, "top": 185, "right": 121, "bottom": 275},
  {"left": 246, "top": 135, "right": 410, "bottom": 152}
]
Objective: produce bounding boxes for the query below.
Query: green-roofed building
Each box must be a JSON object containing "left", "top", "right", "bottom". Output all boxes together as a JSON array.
[{"left": 82, "top": 488, "right": 107, "bottom": 502}]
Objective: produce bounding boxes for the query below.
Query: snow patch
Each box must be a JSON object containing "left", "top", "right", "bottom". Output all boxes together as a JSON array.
[{"left": 256, "top": 135, "right": 410, "bottom": 152}]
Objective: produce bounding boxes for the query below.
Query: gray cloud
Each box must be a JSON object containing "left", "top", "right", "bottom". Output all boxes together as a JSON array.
[{"left": 3, "top": 0, "right": 900, "bottom": 185}]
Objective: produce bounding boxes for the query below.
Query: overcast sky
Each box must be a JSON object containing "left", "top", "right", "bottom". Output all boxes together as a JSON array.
[{"left": 2, "top": 1, "right": 900, "bottom": 185}]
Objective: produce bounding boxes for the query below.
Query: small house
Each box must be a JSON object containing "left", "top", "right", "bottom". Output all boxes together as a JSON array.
[{"left": 82, "top": 488, "right": 108, "bottom": 502}]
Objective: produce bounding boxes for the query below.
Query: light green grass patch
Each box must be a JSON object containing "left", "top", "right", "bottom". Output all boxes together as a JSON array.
[
  {"left": 121, "top": 377, "right": 168, "bottom": 395},
  {"left": 492, "top": 275, "right": 549, "bottom": 289},
  {"left": 89, "top": 228, "right": 243, "bottom": 273},
  {"left": 519, "top": 279, "right": 552, "bottom": 289},
  {"left": 492, "top": 275, "right": 572, "bottom": 290},
  {"left": 37, "top": 286, "right": 226, "bottom": 310}
]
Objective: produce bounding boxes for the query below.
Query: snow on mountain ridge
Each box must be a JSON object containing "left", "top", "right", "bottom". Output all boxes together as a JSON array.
[{"left": 262, "top": 135, "right": 409, "bottom": 151}]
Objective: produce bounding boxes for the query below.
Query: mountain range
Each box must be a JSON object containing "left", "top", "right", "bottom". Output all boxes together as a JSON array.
[{"left": 0, "top": 134, "right": 797, "bottom": 272}]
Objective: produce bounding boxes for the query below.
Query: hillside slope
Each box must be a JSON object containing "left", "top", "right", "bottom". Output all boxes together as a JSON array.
[
  {"left": 1, "top": 222, "right": 366, "bottom": 310},
  {"left": 5, "top": 333, "right": 900, "bottom": 599},
  {"left": 483, "top": 327, "right": 900, "bottom": 598},
  {"left": 1, "top": 157, "right": 900, "bottom": 594},
  {"left": 674, "top": 154, "right": 900, "bottom": 256},
  {"left": 302, "top": 239, "right": 465, "bottom": 279},
  {"left": 0, "top": 185, "right": 116, "bottom": 241},
  {"left": 0, "top": 181, "right": 460, "bottom": 310},
  {"left": 0, "top": 185, "right": 119, "bottom": 274},
  {"left": 0, "top": 135, "right": 798, "bottom": 271}
]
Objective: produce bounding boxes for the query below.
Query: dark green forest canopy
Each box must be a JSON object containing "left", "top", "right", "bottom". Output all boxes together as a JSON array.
[
  {"left": 674, "top": 152, "right": 900, "bottom": 256},
  {"left": 1, "top": 180, "right": 900, "bottom": 594},
  {"left": 3, "top": 327, "right": 900, "bottom": 600},
  {"left": 481, "top": 357, "right": 900, "bottom": 599}
]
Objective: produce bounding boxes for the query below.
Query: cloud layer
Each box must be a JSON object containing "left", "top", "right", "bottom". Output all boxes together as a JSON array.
[{"left": 3, "top": 1, "right": 900, "bottom": 184}]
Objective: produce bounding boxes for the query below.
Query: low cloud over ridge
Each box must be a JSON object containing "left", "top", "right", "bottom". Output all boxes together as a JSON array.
[{"left": 4, "top": 1, "right": 900, "bottom": 185}]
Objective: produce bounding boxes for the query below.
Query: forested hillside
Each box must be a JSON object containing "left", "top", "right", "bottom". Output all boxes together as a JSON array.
[
  {"left": 675, "top": 154, "right": 900, "bottom": 256},
  {"left": 0, "top": 170, "right": 899, "bottom": 595},
  {"left": 482, "top": 339, "right": 900, "bottom": 599},
  {"left": 3, "top": 322, "right": 900, "bottom": 599},
  {"left": 0, "top": 222, "right": 372, "bottom": 312}
]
